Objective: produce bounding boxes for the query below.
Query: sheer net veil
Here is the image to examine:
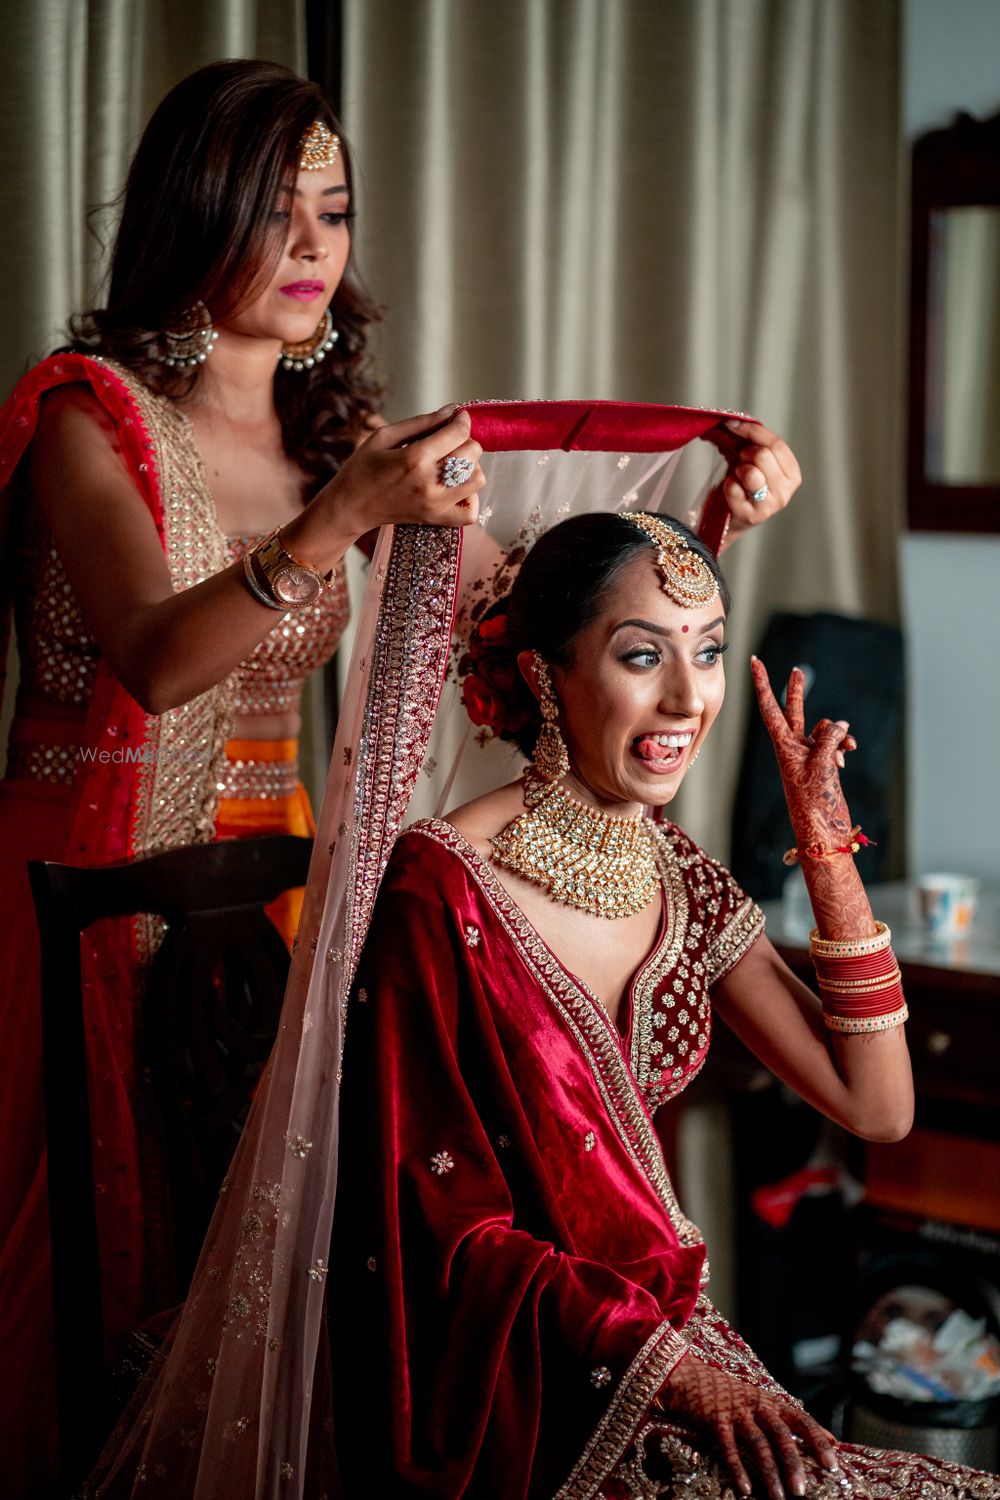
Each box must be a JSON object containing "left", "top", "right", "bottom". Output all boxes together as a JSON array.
[{"left": 88, "top": 400, "right": 735, "bottom": 1499}]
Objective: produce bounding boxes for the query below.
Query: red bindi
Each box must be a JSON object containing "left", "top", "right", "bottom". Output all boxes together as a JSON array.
[{"left": 681, "top": 624, "right": 689, "bottom": 633}]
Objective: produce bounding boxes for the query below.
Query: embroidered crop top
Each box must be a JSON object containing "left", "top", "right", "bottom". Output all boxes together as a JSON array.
[{"left": 6, "top": 505, "right": 350, "bottom": 777}]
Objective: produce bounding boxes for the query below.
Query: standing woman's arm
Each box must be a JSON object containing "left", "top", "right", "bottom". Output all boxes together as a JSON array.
[{"left": 30, "top": 390, "right": 482, "bottom": 712}]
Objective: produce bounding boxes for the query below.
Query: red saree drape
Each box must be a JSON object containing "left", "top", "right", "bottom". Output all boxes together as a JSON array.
[{"left": 330, "top": 821, "right": 728, "bottom": 1497}]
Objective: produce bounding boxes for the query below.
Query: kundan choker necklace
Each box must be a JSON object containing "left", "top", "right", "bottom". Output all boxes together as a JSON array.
[{"left": 490, "top": 768, "right": 660, "bottom": 919}]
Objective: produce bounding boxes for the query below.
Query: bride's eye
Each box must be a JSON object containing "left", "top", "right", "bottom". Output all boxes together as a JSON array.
[
  {"left": 621, "top": 645, "right": 660, "bottom": 670},
  {"left": 695, "top": 640, "right": 729, "bottom": 666}
]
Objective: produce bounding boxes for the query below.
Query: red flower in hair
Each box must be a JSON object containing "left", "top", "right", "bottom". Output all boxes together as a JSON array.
[
  {"left": 461, "top": 673, "right": 506, "bottom": 732},
  {"left": 478, "top": 613, "right": 515, "bottom": 648}
]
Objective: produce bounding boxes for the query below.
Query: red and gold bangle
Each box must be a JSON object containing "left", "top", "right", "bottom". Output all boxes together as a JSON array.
[
  {"left": 809, "top": 922, "right": 891, "bottom": 959},
  {"left": 809, "top": 924, "right": 907, "bottom": 1034},
  {"left": 784, "top": 826, "right": 873, "bottom": 867}
]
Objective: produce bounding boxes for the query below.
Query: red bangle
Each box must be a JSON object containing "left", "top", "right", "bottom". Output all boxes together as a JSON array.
[
  {"left": 783, "top": 826, "right": 873, "bottom": 867},
  {"left": 809, "top": 931, "right": 907, "bottom": 1034}
]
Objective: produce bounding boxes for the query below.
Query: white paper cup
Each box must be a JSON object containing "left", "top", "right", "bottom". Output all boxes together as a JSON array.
[{"left": 914, "top": 873, "right": 980, "bottom": 938}]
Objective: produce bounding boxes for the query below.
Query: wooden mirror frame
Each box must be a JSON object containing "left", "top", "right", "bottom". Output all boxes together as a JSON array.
[{"left": 907, "top": 110, "right": 1000, "bottom": 533}]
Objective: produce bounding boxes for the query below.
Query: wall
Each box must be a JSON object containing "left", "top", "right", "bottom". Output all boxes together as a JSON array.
[{"left": 900, "top": 0, "right": 1000, "bottom": 881}]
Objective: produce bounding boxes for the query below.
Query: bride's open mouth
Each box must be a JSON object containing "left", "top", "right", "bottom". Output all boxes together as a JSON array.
[{"left": 631, "top": 731, "right": 694, "bottom": 773}]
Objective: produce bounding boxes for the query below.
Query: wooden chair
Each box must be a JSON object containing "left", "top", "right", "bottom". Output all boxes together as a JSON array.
[{"left": 29, "top": 832, "right": 313, "bottom": 1491}]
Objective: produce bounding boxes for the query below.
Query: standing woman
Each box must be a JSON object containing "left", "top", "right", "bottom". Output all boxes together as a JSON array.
[{"left": 0, "top": 59, "right": 484, "bottom": 1496}]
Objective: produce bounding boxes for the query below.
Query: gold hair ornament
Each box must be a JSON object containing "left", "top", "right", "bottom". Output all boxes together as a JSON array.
[
  {"left": 627, "top": 513, "right": 719, "bottom": 610},
  {"left": 299, "top": 120, "right": 340, "bottom": 171}
]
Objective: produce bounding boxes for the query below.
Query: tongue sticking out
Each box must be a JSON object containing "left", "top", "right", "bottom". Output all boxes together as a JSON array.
[{"left": 635, "top": 736, "right": 682, "bottom": 764}]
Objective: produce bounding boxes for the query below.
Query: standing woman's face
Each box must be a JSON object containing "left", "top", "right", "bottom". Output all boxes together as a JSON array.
[{"left": 215, "top": 162, "right": 352, "bottom": 348}]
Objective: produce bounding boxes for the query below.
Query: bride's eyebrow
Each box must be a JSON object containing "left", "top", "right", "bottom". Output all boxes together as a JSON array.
[{"left": 612, "top": 616, "right": 726, "bottom": 637}]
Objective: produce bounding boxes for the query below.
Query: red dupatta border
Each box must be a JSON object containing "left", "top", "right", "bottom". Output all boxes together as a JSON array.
[
  {"left": 0, "top": 353, "right": 163, "bottom": 865},
  {"left": 464, "top": 398, "right": 749, "bottom": 554}
]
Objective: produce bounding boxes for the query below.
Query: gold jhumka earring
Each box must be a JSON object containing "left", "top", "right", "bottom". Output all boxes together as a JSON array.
[{"left": 531, "top": 655, "right": 570, "bottom": 782}]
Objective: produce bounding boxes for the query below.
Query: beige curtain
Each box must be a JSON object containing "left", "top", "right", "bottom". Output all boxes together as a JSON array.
[
  {"left": 0, "top": 0, "right": 305, "bottom": 397},
  {"left": 341, "top": 0, "right": 904, "bottom": 859}
]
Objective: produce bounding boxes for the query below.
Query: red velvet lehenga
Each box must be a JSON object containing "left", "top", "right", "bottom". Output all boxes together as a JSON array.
[
  {"left": 0, "top": 354, "right": 348, "bottom": 1497},
  {"left": 329, "top": 821, "right": 1000, "bottom": 1498}
]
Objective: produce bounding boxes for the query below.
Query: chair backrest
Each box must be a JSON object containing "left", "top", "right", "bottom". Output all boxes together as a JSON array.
[{"left": 29, "top": 832, "right": 313, "bottom": 1491}]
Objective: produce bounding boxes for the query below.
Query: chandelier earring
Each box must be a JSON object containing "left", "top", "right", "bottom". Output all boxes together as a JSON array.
[
  {"left": 530, "top": 654, "right": 570, "bottom": 784},
  {"left": 156, "top": 301, "right": 219, "bottom": 368},
  {"left": 280, "top": 306, "right": 339, "bottom": 372}
]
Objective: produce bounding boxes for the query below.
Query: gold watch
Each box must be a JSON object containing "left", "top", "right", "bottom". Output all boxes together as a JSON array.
[{"left": 247, "top": 529, "right": 332, "bottom": 610}]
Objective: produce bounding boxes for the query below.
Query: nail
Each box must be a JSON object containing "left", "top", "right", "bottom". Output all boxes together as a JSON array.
[{"left": 835, "top": 752, "right": 845, "bottom": 768}]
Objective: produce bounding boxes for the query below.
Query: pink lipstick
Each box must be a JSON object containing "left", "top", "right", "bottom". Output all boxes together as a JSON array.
[{"left": 280, "top": 281, "right": 325, "bottom": 302}]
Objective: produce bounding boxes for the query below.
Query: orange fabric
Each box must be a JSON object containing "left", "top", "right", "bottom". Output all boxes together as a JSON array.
[{"left": 215, "top": 738, "right": 315, "bottom": 947}]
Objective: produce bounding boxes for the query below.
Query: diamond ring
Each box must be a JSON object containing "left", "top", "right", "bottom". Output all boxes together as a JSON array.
[
  {"left": 749, "top": 484, "right": 769, "bottom": 504},
  {"left": 442, "top": 455, "right": 476, "bottom": 488}
]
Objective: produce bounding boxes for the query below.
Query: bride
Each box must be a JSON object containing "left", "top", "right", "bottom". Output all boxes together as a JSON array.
[{"left": 88, "top": 413, "right": 998, "bottom": 1499}]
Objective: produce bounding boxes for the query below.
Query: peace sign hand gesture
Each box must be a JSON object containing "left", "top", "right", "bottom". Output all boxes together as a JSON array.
[{"left": 750, "top": 658, "right": 858, "bottom": 858}]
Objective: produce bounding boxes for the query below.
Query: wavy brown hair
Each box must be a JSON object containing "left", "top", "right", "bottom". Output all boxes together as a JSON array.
[{"left": 70, "top": 59, "right": 383, "bottom": 481}]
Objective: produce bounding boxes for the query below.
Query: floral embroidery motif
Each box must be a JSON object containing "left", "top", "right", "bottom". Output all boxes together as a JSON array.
[
  {"left": 591, "top": 1366, "right": 612, "bottom": 1388},
  {"left": 430, "top": 1151, "right": 455, "bottom": 1176},
  {"left": 357, "top": 987, "right": 369, "bottom": 1004},
  {"left": 241, "top": 1212, "right": 264, "bottom": 1242},
  {"left": 288, "top": 1135, "right": 313, "bottom": 1158},
  {"left": 307, "top": 1259, "right": 329, "bottom": 1282},
  {"left": 280, "top": 1462, "right": 294, "bottom": 1480},
  {"left": 496, "top": 1134, "right": 511, "bottom": 1149},
  {"left": 366, "top": 1256, "right": 377, "bottom": 1272},
  {"left": 584, "top": 1131, "right": 596, "bottom": 1152},
  {"left": 463, "top": 922, "right": 481, "bottom": 947}
]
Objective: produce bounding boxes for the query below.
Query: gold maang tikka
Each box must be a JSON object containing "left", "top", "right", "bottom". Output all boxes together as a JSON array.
[
  {"left": 299, "top": 120, "right": 340, "bottom": 171},
  {"left": 489, "top": 653, "right": 660, "bottom": 920},
  {"left": 626, "top": 513, "right": 719, "bottom": 609}
]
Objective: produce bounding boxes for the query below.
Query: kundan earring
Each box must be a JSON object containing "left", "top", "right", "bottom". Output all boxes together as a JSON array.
[
  {"left": 157, "top": 301, "right": 219, "bottom": 367},
  {"left": 531, "top": 654, "right": 570, "bottom": 783},
  {"left": 280, "top": 306, "right": 339, "bottom": 372}
]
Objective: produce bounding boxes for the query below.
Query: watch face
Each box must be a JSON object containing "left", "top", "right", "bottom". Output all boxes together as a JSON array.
[{"left": 273, "top": 565, "right": 322, "bottom": 606}]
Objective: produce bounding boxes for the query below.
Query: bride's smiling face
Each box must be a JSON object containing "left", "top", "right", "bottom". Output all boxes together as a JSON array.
[{"left": 540, "top": 553, "right": 728, "bottom": 814}]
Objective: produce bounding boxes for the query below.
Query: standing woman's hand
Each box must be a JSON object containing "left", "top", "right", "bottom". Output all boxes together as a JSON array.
[
  {"left": 312, "top": 404, "right": 484, "bottom": 543},
  {"left": 704, "top": 419, "right": 802, "bottom": 549}
]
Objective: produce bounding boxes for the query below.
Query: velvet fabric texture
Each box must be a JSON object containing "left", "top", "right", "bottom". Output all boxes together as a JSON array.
[{"left": 329, "top": 818, "right": 764, "bottom": 1497}]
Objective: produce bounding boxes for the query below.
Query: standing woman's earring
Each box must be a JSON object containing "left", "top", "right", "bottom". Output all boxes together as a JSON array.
[
  {"left": 689, "top": 749, "right": 700, "bottom": 767},
  {"left": 531, "top": 653, "right": 570, "bottom": 783},
  {"left": 280, "top": 306, "right": 339, "bottom": 371},
  {"left": 156, "top": 301, "right": 218, "bottom": 367}
]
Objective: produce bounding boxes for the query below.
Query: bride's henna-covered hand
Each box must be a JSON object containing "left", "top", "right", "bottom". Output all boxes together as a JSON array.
[
  {"left": 750, "top": 659, "right": 855, "bottom": 850},
  {"left": 751, "top": 658, "right": 875, "bottom": 939},
  {"left": 657, "top": 1353, "right": 839, "bottom": 1500}
]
